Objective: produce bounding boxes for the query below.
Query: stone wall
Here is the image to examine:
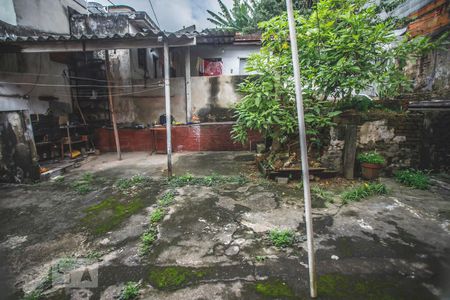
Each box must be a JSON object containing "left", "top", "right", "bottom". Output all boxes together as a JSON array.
[{"left": 320, "top": 111, "right": 432, "bottom": 174}]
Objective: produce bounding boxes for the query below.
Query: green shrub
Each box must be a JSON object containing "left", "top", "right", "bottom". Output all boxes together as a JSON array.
[
  {"left": 394, "top": 169, "right": 430, "bottom": 190},
  {"left": 150, "top": 208, "right": 165, "bottom": 224},
  {"left": 120, "top": 281, "right": 140, "bottom": 300},
  {"left": 357, "top": 151, "right": 385, "bottom": 165},
  {"left": 336, "top": 95, "right": 380, "bottom": 112},
  {"left": 311, "top": 186, "right": 335, "bottom": 204},
  {"left": 342, "top": 183, "right": 387, "bottom": 204},
  {"left": 269, "top": 229, "right": 295, "bottom": 248}
]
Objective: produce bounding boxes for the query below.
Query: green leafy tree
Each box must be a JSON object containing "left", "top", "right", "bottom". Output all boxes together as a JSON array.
[
  {"left": 207, "top": 0, "right": 257, "bottom": 33},
  {"left": 232, "top": 0, "right": 434, "bottom": 148}
]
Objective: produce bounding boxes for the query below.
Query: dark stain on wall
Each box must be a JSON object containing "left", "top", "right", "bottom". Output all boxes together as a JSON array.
[
  {"left": 197, "top": 76, "right": 246, "bottom": 122},
  {"left": 0, "top": 112, "right": 40, "bottom": 183}
]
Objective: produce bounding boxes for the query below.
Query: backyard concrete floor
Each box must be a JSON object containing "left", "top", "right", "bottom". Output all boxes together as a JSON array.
[{"left": 0, "top": 151, "right": 449, "bottom": 299}]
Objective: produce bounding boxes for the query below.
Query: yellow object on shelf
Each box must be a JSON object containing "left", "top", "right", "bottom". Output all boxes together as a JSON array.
[{"left": 70, "top": 150, "right": 81, "bottom": 158}]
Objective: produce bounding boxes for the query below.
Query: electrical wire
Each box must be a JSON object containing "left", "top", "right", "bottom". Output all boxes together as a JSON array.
[
  {"left": 0, "top": 80, "right": 164, "bottom": 89},
  {"left": 25, "top": 86, "right": 164, "bottom": 99},
  {"left": 0, "top": 70, "right": 153, "bottom": 85},
  {"left": 147, "top": 0, "right": 161, "bottom": 29}
]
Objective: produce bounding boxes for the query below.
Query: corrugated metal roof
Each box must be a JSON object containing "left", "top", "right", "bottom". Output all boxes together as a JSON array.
[{"left": 0, "top": 29, "right": 195, "bottom": 43}]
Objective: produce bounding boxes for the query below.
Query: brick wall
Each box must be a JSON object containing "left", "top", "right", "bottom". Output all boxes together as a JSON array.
[{"left": 95, "top": 123, "right": 262, "bottom": 153}]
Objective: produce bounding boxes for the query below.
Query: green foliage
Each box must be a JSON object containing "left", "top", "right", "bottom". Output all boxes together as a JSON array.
[
  {"left": 357, "top": 151, "right": 385, "bottom": 165},
  {"left": 140, "top": 227, "right": 158, "bottom": 254},
  {"left": 207, "top": 0, "right": 256, "bottom": 33},
  {"left": 169, "top": 173, "right": 247, "bottom": 188},
  {"left": 336, "top": 95, "right": 382, "bottom": 112},
  {"left": 269, "top": 229, "right": 295, "bottom": 248},
  {"left": 120, "top": 282, "right": 140, "bottom": 300},
  {"left": 394, "top": 169, "right": 430, "bottom": 190},
  {"left": 341, "top": 183, "right": 387, "bottom": 204},
  {"left": 72, "top": 173, "right": 95, "bottom": 195},
  {"left": 150, "top": 208, "right": 166, "bottom": 223},
  {"left": 23, "top": 291, "right": 42, "bottom": 300},
  {"left": 158, "top": 191, "right": 176, "bottom": 206},
  {"left": 116, "top": 175, "right": 151, "bottom": 192},
  {"left": 233, "top": 0, "right": 434, "bottom": 146}
]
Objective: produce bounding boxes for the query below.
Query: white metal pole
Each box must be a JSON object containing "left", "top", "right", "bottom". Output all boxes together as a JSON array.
[
  {"left": 285, "top": 0, "right": 317, "bottom": 297},
  {"left": 164, "top": 42, "right": 173, "bottom": 177},
  {"left": 185, "top": 47, "right": 192, "bottom": 123}
]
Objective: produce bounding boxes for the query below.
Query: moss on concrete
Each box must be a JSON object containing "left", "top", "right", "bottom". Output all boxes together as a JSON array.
[
  {"left": 318, "top": 274, "right": 396, "bottom": 300},
  {"left": 148, "top": 266, "right": 207, "bottom": 290},
  {"left": 254, "top": 279, "right": 294, "bottom": 298},
  {"left": 81, "top": 196, "right": 144, "bottom": 235}
]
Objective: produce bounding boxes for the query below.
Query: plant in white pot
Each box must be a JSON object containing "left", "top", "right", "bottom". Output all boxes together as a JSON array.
[{"left": 357, "top": 151, "right": 385, "bottom": 180}]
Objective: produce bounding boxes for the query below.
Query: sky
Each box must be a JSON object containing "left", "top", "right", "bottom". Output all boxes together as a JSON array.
[{"left": 93, "top": 0, "right": 234, "bottom": 32}]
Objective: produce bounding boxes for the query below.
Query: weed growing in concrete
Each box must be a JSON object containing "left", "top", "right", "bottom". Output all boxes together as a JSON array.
[
  {"left": 157, "top": 191, "right": 175, "bottom": 206},
  {"left": 86, "top": 250, "right": 102, "bottom": 261},
  {"left": 120, "top": 281, "right": 140, "bottom": 300},
  {"left": 311, "top": 186, "right": 335, "bottom": 204},
  {"left": 72, "top": 173, "right": 95, "bottom": 194},
  {"left": 116, "top": 175, "right": 151, "bottom": 192},
  {"left": 341, "top": 183, "right": 387, "bottom": 204},
  {"left": 150, "top": 208, "right": 165, "bottom": 223},
  {"left": 269, "top": 229, "right": 295, "bottom": 248},
  {"left": 148, "top": 266, "right": 207, "bottom": 290},
  {"left": 255, "top": 255, "right": 267, "bottom": 262},
  {"left": 169, "top": 173, "right": 247, "bottom": 188},
  {"left": 23, "top": 290, "right": 41, "bottom": 300},
  {"left": 394, "top": 169, "right": 430, "bottom": 190},
  {"left": 140, "top": 227, "right": 158, "bottom": 254}
]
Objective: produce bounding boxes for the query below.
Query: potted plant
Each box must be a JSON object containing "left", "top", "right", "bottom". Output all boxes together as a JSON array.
[{"left": 357, "top": 151, "right": 385, "bottom": 180}]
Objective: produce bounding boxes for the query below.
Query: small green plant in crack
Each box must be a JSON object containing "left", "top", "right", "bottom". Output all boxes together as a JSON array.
[
  {"left": 116, "top": 175, "right": 151, "bottom": 192},
  {"left": 311, "top": 186, "right": 335, "bottom": 204},
  {"left": 150, "top": 208, "right": 166, "bottom": 223},
  {"left": 23, "top": 290, "right": 42, "bottom": 300},
  {"left": 394, "top": 169, "right": 430, "bottom": 190},
  {"left": 71, "top": 173, "right": 95, "bottom": 194},
  {"left": 255, "top": 255, "right": 267, "bottom": 262},
  {"left": 169, "top": 173, "right": 247, "bottom": 188},
  {"left": 140, "top": 227, "right": 158, "bottom": 254},
  {"left": 157, "top": 191, "right": 175, "bottom": 206},
  {"left": 120, "top": 281, "right": 140, "bottom": 300},
  {"left": 341, "top": 182, "right": 387, "bottom": 204},
  {"left": 269, "top": 229, "right": 295, "bottom": 248},
  {"left": 86, "top": 250, "right": 103, "bottom": 261}
]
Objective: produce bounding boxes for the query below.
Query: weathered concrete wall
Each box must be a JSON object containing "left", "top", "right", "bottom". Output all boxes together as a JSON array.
[
  {"left": 406, "top": 43, "right": 450, "bottom": 100},
  {"left": 0, "top": 53, "right": 72, "bottom": 115},
  {"left": 112, "top": 75, "right": 245, "bottom": 125},
  {"left": 7, "top": 0, "right": 87, "bottom": 34},
  {"left": 320, "top": 111, "right": 431, "bottom": 173},
  {"left": 70, "top": 13, "right": 129, "bottom": 36},
  {"left": 0, "top": 111, "right": 39, "bottom": 183}
]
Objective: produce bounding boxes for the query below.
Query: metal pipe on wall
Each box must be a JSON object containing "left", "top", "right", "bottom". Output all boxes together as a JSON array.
[
  {"left": 105, "top": 50, "right": 122, "bottom": 161},
  {"left": 164, "top": 42, "right": 173, "bottom": 177},
  {"left": 285, "top": 0, "right": 317, "bottom": 297}
]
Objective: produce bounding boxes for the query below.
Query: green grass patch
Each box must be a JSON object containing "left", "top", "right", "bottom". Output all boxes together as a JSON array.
[
  {"left": 140, "top": 227, "right": 158, "bottom": 254},
  {"left": 81, "top": 196, "right": 145, "bottom": 235},
  {"left": 169, "top": 173, "right": 247, "bottom": 188},
  {"left": 72, "top": 173, "right": 95, "bottom": 194},
  {"left": 269, "top": 229, "right": 295, "bottom": 248},
  {"left": 254, "top": 279, "right": 295, "bottom": 298},
  {"left": 148, "top": 266, "right": 207, "bottom": 290},
  {"left": 120, "top": 281, "right": 140, "bottom": 300},
  {"left": 157, "top": 191, "right": 176, "bottom": 206},
  {"left": 311, "top": 186, "right": 335, "bottom": 207},
  {"left": 394, "top": 169, "right": 430, "bottom": 190},
  {"left": 150, "top": 208, "right": 165, "bottom": 223},
  {"left": 341, "top": 183, "right": 387, "bottom": 204},
  {"left": 116, "top": 175, "right": 151, "bottom": 192}
]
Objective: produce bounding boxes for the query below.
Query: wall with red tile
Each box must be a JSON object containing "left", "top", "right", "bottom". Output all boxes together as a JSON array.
[{"left": 95, "top": 123, "right": 262, "bottom": 153}]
